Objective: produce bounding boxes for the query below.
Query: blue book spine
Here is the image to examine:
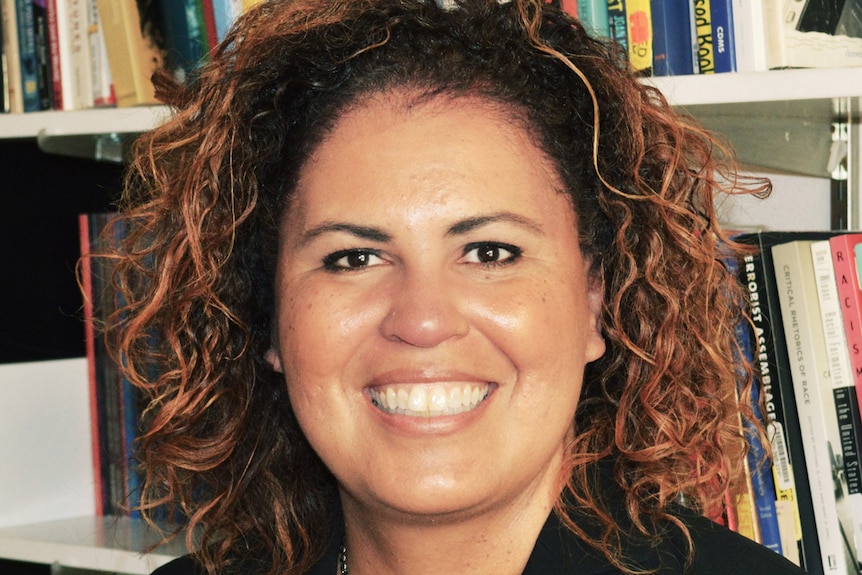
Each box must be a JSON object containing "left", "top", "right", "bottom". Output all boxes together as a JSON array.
[
  {"left": 212, "top": 0, "right": 232, "bottom": 43},
  {"left": 15, "top": 0, "right": 40, "bottom": 111},
  {"left": 729, "top": 256, "right": 783, "bottom": 556},
  {"left": 607, "top": 0, "right": 627, "bottom": 51},
  {"left": 650, "top": 0, "right": 695, "bottom": 75},
  {"left": 710, "top": 0, "right": 736, "bottom": 72},
  {"left": 577, "top": 0, "right": 610, "bottom": 38}
]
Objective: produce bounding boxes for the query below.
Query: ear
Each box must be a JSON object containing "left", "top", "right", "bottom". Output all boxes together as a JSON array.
[
  {"left": 264, "top": 348, "right": 284, "bottom": 373},
  {"left": 584, "top": 270, "right": 606, "bottom": 363}
]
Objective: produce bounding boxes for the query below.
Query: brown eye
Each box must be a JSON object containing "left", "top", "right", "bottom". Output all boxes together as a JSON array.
[
  {"left": 322, "top": 249, "right": 384, "bottom": 271},
  {"left": 462, "top": 242, "right": 522, "bottom": 266}
]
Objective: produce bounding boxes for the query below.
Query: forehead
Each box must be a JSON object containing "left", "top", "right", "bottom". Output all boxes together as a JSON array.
[{"left": 289, "top": 90, "right": 570, "bottom": 219}]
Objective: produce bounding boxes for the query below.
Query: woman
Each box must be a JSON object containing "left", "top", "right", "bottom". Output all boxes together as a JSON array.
[{"left": 108, "top": 0, "right": 804, "bottom": 573}]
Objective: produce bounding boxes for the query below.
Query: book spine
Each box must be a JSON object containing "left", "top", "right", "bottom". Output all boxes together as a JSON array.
[
  {"left": 733, "top": 252, "right": 786, "bottom": 556},
  {"left": 577, "top": 0, "right": 610, "bottom": 38},
  {"left": 650, "top": 0, "right": 695, "bottom": 76},
  {"left": 738, "top": 232, "right": 827, "bottom": 570},
  {"left": 730, "top": 0, "right": 766, "bottom": 72},
  {"left": 692, "top": 0, "right": 714, "bottom": 73},
  {"left": 1, "top": 0, "right": 23, "bottom": 112},
  {"left": 211, "top": 0, "right": 233, "bottom": 43},
  {"left": 831, "top": 235, "right": 862, "bottom": 412},
  {"left": 623, "top": 0, "right": 651, "bottom": 73},
  {"left": 607, "top": 0, "right": 627, "bottom": 53},
  {"left": 44, "top": 0, "right": 61, "bottom": 108},
  {"left": 66, "top": 0, "right": 93, "bottom": 109},
  {"left": 773, "top": 240, "right": 849, "bottom": 575},
  {"left": 200, "top": 0, "right": 218, "bottom": 51},
  {"left": 78, "top": 213, "right": 106, "bottom": 516},
  {"left": 31, "top": 0, "right": 51, "bottom": 109},
  {"left": 86, "top": 0, "right": 113, "bottom": 106},
  {"left": 95, "top": 0, "right": 159, "bottom": 107},
  {"left": 0, "top": 2, "right": 9, "bottom": 112},
  {"left": 812, "top": 240, "right": 862, "bottom": 569},
  {"left": 709, "top": 0, "right": 735, "bottom": 72},
  {"left": 14, "top": 0, "right": 39, "bottom": 110}
]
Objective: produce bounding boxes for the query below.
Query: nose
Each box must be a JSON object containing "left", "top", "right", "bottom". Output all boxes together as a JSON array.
[{"left": 380, "top": 269, "right": 470, "bottom": 347}]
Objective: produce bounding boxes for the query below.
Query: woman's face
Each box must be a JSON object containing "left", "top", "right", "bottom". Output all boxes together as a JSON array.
[{"left": 267, "top": 92, "right": 605, "bottom": 523}]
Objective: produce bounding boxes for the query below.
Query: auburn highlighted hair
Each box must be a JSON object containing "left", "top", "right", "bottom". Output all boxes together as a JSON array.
[{"left": 102, "top": 1, "right": 769, "bottom": 573}]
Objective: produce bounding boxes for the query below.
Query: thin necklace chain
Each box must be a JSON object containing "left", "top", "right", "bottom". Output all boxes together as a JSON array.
[{"left": 339, "top": 543, "right": 349, "bottom": 575}]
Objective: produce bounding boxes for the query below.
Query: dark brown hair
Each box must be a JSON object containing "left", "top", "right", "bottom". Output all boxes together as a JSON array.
[{"left": 106, "top": 1, "right": 767, "bottom": 573}]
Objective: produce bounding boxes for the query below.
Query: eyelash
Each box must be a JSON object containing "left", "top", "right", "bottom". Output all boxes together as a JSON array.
[
  {"left": 462, "top": 242, "right": 522, "bottom": 267},
  {"left": 320, "top": 242, "right": 522, "bottom": 272},
  {"left": 322, "top": 249, "right": 384, "bottom": 272}
]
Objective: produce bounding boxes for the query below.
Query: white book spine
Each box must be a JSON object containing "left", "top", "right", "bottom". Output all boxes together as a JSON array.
[{"left": 773, "top": 240, "right": 849, "bottom": 574}]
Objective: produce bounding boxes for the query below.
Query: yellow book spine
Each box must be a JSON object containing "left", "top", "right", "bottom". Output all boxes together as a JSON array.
[
  {"left": 623, "top": 0, "right": 651, "bottom": 72},
  {"left": 692, "top": 0, "right": 714, "bottom": 73}
]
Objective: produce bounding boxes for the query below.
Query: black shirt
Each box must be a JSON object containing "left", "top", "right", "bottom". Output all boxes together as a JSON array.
[{"left": 152, "top": 509, "right": 807, "bottom": 574}]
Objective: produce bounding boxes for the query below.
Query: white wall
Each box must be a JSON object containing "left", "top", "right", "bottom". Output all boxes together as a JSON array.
[
  {"left": 717, "top": 171, "right": 832, "bottom": 232},
  {"left": 0, "top": 358, "right": 95, "bottom": 527}
]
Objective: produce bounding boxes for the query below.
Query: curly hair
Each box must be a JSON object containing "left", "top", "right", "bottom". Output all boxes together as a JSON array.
[{"left": 106, "top": 1, "right": 769, "bottom": 573}]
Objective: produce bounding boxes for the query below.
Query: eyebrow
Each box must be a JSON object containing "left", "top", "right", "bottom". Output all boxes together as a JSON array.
[
  {"left": 297, "top": 211, "right": 544, "bottom": 246},
  {"left": 446, "top": 212, "right": 544, "bottom": 236},
  {"left": 298, "top": 223, "right": 393, "bottom": 246}
]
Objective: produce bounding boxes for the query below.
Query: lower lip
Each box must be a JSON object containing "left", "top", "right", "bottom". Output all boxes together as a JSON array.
[{"left": 365, "top": 385, "right": 496, "bottom": 436}]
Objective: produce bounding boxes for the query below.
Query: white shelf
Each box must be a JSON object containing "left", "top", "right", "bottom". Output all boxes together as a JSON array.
[
  {"left": 0, "top": 106, "right": 171, "bottom": 139},
  {"left": 646, "top": 67, "right": 862, "bottom": 107},
  {"left": 0, "top": 68, "right": 859, "bottom": 140},
  {"left": 0, "top": 516, "right": 187, "bottom": 575}
]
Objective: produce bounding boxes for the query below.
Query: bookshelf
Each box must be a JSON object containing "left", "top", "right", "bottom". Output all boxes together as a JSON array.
[
  {"left": 0, "top": 67, "right": 855, "bottom": 573},
  {"left": 0, "top": 516, "right": 187, "bottom": 575}
]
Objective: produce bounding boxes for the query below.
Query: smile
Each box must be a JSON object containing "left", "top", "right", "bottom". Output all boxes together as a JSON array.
[{"left": 369, "top": 383, "right": 491, "bottom": 417}]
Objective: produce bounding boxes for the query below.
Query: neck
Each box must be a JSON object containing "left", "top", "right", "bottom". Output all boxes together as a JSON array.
[{"left": 338, "top": 484, "right": 558, "bottom": 575}]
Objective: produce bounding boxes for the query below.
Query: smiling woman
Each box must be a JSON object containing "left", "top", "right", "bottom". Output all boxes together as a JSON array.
[{"left": 103, "top": 1, "right": 803, "bottom": 575}]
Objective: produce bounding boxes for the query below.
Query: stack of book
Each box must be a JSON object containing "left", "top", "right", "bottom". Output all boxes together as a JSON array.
[
  {"left": 731, "top": 230, "right": 862, "bottom": 575},
  {"left": 548, "top": 0, "right": 862, "bottom": 76},
  {"left": 0, "top": 0, "right": 260, "bottom": 113}
]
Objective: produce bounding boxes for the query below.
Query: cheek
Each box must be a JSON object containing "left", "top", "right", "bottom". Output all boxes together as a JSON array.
[{"left": 276, "top": 283, "right": 387, "bottom": 383}]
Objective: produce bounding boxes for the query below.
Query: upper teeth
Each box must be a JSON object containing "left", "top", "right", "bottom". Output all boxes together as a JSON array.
[{"left": 370, "top": 384, "right": 490, "bottom": 417}]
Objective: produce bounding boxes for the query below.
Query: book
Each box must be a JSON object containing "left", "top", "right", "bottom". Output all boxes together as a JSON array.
[
  {"left": 86, "top": 0, "right": 113, "bottom": 107},
  {"left": 607, "top": 0, "right": 628, "bottom": 53},
  {"left": 831, "top": 235, "right": 862, "bottom": 412},
  {"left": 78, "top": 212, "right": 108, "bottom": 516},
  {"left": 736, "top": 230, "right": 839, "bottom": 573},
  {"left": 14, "top": 0, "right": 39, "bottom": 110},
  {"left": 156, "top": 0, "right": 209, "bottom": 83},
  {"left": 709, "top": 0, "right": 736, "bottom": 72},
  {"left": 731, "top": 287, "right": 783, "bottom": 554},
  {"left": 811, "top": 239, "right": 862, "bottom": 570},
  {"left": 200, "top": 0, "right": 218, "bottom": 52},
  {"left": 79, "top": 212, "right": 146, "bottom": 518},
  {"left": 66, "top": 0, "right": 94, "bottom": 109},
  {"left": 624, "top": 0, "right": 651, "bottom": 73},
  {"left": 763, "top": 0, "right": 862, "bottom": 68},
  {"left": 1, "top": 0, "right": 24, "bottom": 112},
  {"left": 772, "top": 239, "right": 849, "bottom": 575},
  {"left": 0, "top": 2, "right": 9, "bottom": 112},
  {"left": 210, "top": 0, "right": 240, "bottom": 45},
  {"left": 31, "top": 0, "right": 52, "bottom": 109},
  {"left": 95, "top": 0, "right": 160, "bottom": 107},
  {"left": 692, "top": 0, "right": 715, "bottom": 73},
  {"left": 730, "top": 0, "right": 767, "bottom": 72},
  {"left": 577, "top": 0, "right": 609, "bottom": 38},
  {"left": 650, "top": 0, "right": 695, "bottom": 76}
]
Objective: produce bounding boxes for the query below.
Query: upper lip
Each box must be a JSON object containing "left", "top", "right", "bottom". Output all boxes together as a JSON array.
[{"left": 368, "top": 368, "right": 492, "bottom": 388}]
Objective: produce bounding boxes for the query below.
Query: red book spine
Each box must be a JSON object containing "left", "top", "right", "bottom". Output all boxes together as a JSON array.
[
  {"left": 46, "top": 0, "right": 63, "bottom": 109},
  {"left": 830, "top": 233, "right": 862, "bottom": 414},
  {"left": 200, "top": 0, "right": 218, "bottom": 52},
  {"left": 78, "top": 213, "right": 105, "bottom": 517}
]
